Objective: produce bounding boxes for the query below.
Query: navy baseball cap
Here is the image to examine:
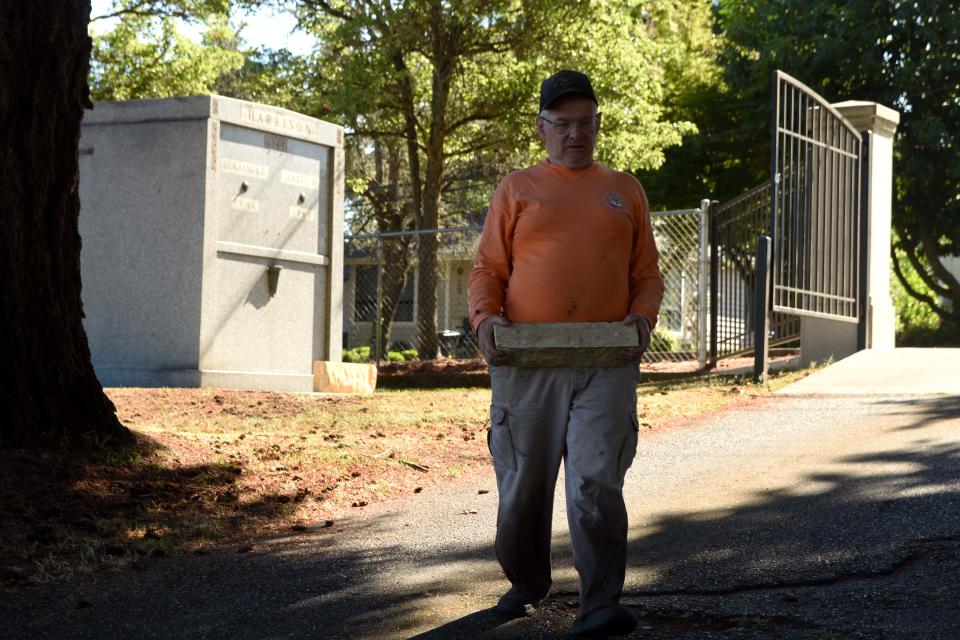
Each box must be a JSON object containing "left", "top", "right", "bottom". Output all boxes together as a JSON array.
[{"left": 539, "top": 70, "right": 598, "bottom": 112}]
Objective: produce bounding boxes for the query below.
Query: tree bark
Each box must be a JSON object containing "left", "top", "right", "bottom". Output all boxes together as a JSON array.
[
  {"left": 378, "top": 237, "right": 412, "bottom": 356},
  {"left": 365, "top": 140, "right": 415, "bottom": 358},
  {"left": 0, "top": 1, "right": 130, "bottom": 446},
  {"left": 390, "top": 51, "right": 422, "bottom": 230},
  {"left": 415, "top": 1, "right": 456, "bottom": 360}
]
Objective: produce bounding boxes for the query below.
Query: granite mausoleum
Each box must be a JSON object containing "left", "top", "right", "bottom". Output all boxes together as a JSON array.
[{"left": 79, "top": 96, "right": 345, "bottom": 392}]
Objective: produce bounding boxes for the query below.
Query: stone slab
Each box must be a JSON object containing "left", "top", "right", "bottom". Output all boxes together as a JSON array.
[
  {"left": 493, "top": 322, "right": 638, "bottom": 368},
  {"left": 313, "top": 361, "right": 377, "bottom": 394}
]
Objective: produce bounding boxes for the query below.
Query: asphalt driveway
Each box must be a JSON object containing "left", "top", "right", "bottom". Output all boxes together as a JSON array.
[{"left": 5, "top": 349, "right": 960, "bottom": 639}]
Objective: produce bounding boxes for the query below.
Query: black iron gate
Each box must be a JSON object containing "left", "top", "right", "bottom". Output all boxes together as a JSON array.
[
  {"left": 770, "top": 71, "right": 863, "bottom": 323},
  {"left": 709, "top": 182, "right": 800, "bottom": 365},
  {"left": 709, "top": 70, "right": 865, "bottom": 370}
]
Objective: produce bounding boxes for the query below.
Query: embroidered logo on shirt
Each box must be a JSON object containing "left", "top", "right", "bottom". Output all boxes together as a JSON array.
[{"left": 602, "top": 191, "right": 626, "bottom": 212}]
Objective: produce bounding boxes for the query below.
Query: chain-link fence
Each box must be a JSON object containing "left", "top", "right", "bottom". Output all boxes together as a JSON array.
[
  {"left": 343, "top": 202, "right": 708, "bottom": 368},
  {"left": 648, "top": 202, "right": 709, "bottom": 367},
  {"left": 343, "top": 227, "right": 482, "bottom": 364}
]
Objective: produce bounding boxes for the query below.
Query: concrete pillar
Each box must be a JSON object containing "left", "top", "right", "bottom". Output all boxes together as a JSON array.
[{"left": 833, "top": 101, "right": 900, "bottom": 351}]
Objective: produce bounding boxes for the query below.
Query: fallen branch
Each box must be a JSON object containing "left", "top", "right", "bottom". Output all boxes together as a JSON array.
[
  {"left": 359, "top": 451, "right": 430, "bottom": 471},
  {"left": 399, "top": 458, "right": 430, "bottom": 472}
]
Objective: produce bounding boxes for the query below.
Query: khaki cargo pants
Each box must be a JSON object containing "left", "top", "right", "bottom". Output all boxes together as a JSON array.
[{"left": 487, "top": 364, "right": 639, "bottom": 623}]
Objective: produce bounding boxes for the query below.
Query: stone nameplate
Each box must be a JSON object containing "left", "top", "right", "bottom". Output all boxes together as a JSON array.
[{"left": 493, "top": 322, "right": 639, "bottom": 368}]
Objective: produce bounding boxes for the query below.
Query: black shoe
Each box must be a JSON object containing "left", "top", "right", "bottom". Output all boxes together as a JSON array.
[
  {"left": 494, "top": 587, "right": 544, "bottom": 618},
  {"left": 570, "top": 605, "right": 637, "bottom": 637}
]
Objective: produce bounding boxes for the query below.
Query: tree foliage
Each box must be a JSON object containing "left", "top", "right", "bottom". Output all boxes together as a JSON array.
[
  {"left": 88, "top": 0, "right": 303, "bottom": 103},
  {"left": 298, "top": 0, "right": 698, "bottom": 356},
  {"left": 633, "top": 1, "right": 734, "bottom": 210},
  {"left": 89, "top": 0, "right": 230, "bottom": 22},
  {"left": 90, "top": 12, "right": 245, "bottom": 100},
  {"left": 892, "top": 244, "right": 941, "bottom": 339}
]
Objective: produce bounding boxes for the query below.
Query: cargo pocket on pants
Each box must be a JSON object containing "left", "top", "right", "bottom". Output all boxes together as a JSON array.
[
  {"left": 487, "top": 404, "right": 517, "bottom": 472},
  {"left": 617, "top": 411, "right": 639, "bottom": 480}
]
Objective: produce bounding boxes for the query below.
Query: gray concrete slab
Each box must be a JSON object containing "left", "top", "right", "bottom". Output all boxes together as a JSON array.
[{"left": 776, "top": 348, "right": 960, "bottom": 396}]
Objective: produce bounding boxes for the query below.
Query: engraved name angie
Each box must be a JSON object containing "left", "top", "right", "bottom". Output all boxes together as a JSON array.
[{"left": 281, "top": 170, "right": 320, "bottom": 190}]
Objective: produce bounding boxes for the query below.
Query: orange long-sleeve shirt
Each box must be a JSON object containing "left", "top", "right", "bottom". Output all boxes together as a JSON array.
[{"left": 468, "top": 159, "right": 664, "bottom": 333}]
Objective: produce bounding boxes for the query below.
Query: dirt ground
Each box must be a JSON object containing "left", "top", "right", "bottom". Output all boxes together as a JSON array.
[
  {"left": 0, "top": 366, "right": 811, "bottom": 592},
  {"left": 377, "top": 353, "right": 800, "bottom": 377}
]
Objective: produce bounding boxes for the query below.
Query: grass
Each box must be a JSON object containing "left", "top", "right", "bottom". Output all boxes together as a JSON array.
[{"left": 0, "top": 366, "right": 814, "bottom": 591}]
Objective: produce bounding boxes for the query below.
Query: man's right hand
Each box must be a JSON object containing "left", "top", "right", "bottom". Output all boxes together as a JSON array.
[{"left": 477, "top": 315, "right": 511, "bottom": 366}]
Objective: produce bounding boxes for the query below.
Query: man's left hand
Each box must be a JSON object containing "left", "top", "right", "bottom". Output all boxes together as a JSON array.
[{"left": 619, "top": 314, "right": 651, "bottom": 364}]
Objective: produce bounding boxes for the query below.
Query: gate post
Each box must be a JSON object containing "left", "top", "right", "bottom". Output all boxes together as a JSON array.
[
  {"left": 698, "top": 199, "right": 710, "bottom": 369},
  {"left": 857, "top": 132, "right": 872, "bottom": 351},
  {"left": 833, "top": 101, "right": 901, "bottom": 351},
  {"left": 708, "top": 200, "right": 719, "bottom": 370},
  {"left": 375, "top": 238, "right": 384, "bottom": 364},
  {"left": 754, "top": 236, "right": 772, "bottom": 383}
]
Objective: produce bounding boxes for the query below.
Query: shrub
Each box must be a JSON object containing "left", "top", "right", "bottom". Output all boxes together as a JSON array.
[
  {"left": 648, "top": 327, "right": 679, "bottom": 353},
  {"left": 386, "top": 351, "right": 405, "bottom": 363},
  {"left": 342, "top": 346, "right": 371, "bottom": 363},
  {"left": 891, "top": 244, "right": 941, "bottom": 344},
  {"left": 400, "top": 349, "right": 419, "bottom": 362}
]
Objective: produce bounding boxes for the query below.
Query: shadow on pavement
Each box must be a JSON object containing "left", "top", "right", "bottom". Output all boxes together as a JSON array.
[
  {"left": 877, "top": 395, "right": 960, "bottom": 431},
  {"left": 407, "top": 607, "right": 516, "bottom": 639},
  {"left": 411, "top": 395, "right": 960, "bottom": 638}
]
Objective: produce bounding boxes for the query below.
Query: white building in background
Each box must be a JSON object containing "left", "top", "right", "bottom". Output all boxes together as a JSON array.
[{"left": 342, "top": 239, "right": 477, "bottom": 357}]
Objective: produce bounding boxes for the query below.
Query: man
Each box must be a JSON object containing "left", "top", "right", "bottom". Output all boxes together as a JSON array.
[{"left": 467, "top": 70, "right": 664, "bottom": 638}]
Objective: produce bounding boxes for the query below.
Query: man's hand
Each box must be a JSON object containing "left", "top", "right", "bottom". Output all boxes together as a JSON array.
[
  {"left": 619, "top": 314, "right": 651, "bottom": 364},
  {"left": 477, "top": 315, "right": 512, "bottom": 366}
]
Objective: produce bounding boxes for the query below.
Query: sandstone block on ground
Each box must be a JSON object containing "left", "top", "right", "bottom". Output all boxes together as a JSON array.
[
  {"left": 493, "top": 322, "right": 639, "bottom": 368},
  {"left": 313, "top": 361, "right": 377, "bottom": 394}
]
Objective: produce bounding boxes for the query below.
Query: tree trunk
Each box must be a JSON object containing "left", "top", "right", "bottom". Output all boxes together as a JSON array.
[
  {"left": 415, "top": 232, "right": 440, "bottom": 359},
  {"left": 415, "top": 2, "right": 456, "bottom": 360},
  {"left": 378, "top": 237, "right": 412, "bottom": 357},
  {"left": 367, "top": 140, "right": 415, "bottom": 358},
  {"left": 0, "top": 1, "right": 130, "bottom": 446},
  {"left": 894, "top": 214, "right": 960, "bottom": 323},
  {"left": 417, "top": 151, "right": 444, "bottom": 359},
  {"left": 391, "top": 51, "right": 423, "bottom": 230}
]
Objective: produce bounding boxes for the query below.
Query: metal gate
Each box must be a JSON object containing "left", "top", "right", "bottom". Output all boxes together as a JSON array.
[
  {"left": 710, "top": 71, "right": 866, "bottom": 371},
  {"left": 709, "top": 182, "right": 801, "bottom": 365},
  {"left": 770, "top": 71, "right": 863, "bottom": 322}
]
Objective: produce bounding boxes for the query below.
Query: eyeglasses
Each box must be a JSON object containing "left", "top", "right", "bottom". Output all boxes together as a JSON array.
[{"left": 539, "top": 113, "right": 600, "bottom": 134}]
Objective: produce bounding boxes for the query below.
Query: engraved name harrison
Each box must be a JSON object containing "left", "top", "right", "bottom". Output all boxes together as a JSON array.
[{"left": 241, "top": 106, "right": 317, "bottom": 138}]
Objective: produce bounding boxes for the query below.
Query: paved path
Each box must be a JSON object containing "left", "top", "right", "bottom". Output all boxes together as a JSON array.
[
  {"left": 6, "top": 349, "right": 960, "bottom": 639},
  {"left": 776, "top": 348, "right": 960, "bottom": 396}
]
